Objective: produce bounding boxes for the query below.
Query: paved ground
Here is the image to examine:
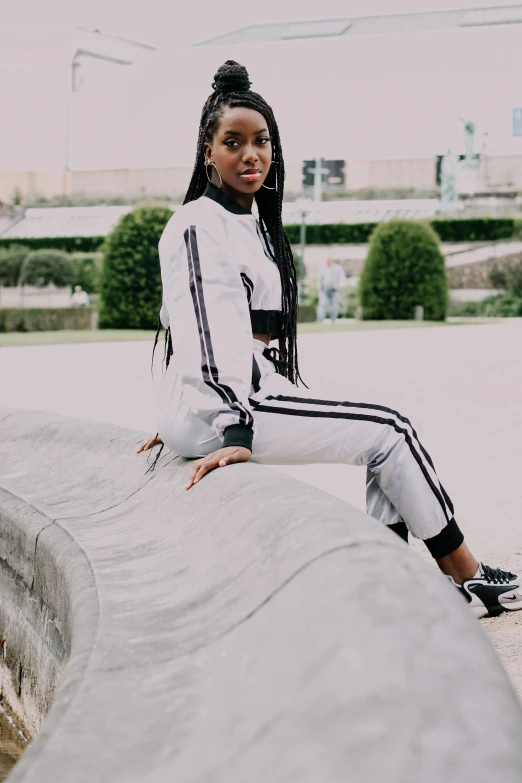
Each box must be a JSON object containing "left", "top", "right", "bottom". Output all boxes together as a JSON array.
[{"left": 1, "top": 320, "right": 521, "bottom": 694}]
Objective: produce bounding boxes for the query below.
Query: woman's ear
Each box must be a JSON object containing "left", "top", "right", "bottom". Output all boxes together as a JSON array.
[{"left": 203, "top": 142, "right": 213, "bottom": 165}]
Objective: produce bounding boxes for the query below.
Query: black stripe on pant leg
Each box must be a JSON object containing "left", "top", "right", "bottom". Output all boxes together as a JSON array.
[
  {"left": 184, "top": 226, "right": 253, "bottom": 430},
  {"left": 253, "top": 401, "right": 452, "bottom": 525},
  {"left": 266, "top": 394, "right": 454, "bottom": 520}
]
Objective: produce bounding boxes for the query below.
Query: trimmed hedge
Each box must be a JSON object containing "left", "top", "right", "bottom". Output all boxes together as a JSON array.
[
  {"left": 0, "top": 244, "right": 30, "bottom": 287},
  {"left": 1, "top": 216, "right": 520, "bottom": 255},
  {"left": 20, "top": 250, "right": 75, "bottom": 287},
  {"left": 360, "top": 220, "right": 448, "bottom": 321},
  {"left": 71, "top": 252, "right": 103, "bottom": 293},
  {"left": 0, "top": 307, "right": 92, "bottom": 332},
  {"left": 99, "top": 206, "right": 173, "bottom": 329},
  {"left": 0, "top": 236, "right": 105, "bottom": 253},
  {"left": 431, "top": 217, "right": 521, "bottom": 243},
  {"left": 287, "top": 217, "right": 522, "bottom": 245},
  {"left": 286, "top": 223, "right": 377, "bottom": 244}
]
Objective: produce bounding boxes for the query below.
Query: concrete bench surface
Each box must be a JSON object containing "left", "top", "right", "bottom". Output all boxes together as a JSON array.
[{"left": 0, "top": 407, "right": 521, "bottom": 783}]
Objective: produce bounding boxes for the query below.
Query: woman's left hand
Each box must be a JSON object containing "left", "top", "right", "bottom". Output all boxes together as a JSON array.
[
  {"left": 136, "top": 434, "right": 163, "bottom": 454},
  {"left": 186, "top": 446, "right": 251, "bottom": 490}
]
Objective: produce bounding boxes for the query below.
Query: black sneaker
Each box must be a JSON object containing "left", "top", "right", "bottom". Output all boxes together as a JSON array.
[{"left": 448, "top": 563, "right": 522, "bottom": 618}]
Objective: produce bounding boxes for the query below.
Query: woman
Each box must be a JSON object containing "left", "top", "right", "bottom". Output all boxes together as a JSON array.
[{"left": 139, "top": 60, "right": 520, "bottom": 620}]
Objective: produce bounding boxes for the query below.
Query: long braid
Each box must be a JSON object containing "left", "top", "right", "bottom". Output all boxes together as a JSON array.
[
  {"left": 154, "top": 60, "right": 303, "bottom": 384},
  {"left": 184, "top": 62, "right": 303, "bottom": 383}
]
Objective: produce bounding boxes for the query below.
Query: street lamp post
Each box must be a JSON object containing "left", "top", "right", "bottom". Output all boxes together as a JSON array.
[
  {"left": 294, "top": 198, "right": 313, "bottom": 303},
  {"left": 309, "top": 157, "right": 330, "bottom": 203}
]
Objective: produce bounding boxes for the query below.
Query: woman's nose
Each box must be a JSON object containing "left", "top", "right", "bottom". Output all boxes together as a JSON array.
[{"left": 243, "top": 145, "right": 258, "bottom": 163}]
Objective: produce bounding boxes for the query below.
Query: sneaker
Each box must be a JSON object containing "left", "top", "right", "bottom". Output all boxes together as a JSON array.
[{"left": 448, "top": 563, "right": 522, "bottom": 619}]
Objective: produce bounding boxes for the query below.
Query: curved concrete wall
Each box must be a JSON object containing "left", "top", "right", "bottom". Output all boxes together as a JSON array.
[{"left": 0, "top": 407, "right": 521, "bottom": 782}]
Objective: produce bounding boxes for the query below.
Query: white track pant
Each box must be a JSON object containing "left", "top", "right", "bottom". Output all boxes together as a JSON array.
[{"left": 157, "top": 340, "right": 463, "bottom": 558}]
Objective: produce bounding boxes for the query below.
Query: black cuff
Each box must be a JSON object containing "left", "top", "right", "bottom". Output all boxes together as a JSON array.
[
  {"left": 424, "top": 518, "right": 464, "bottom": 559},
  {"left": 223, "top": 424, "right": 253, "bottom": 451},
  {"left": 388, "top": 521, "right": 409, "bottom": 544}
]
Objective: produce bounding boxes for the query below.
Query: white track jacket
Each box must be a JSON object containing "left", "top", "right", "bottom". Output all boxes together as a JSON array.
[{"left": 158, "top": 182, "right": 283, "bottom": 452}]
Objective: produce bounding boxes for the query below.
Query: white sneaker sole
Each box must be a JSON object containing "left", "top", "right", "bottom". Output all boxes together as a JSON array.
[{"left": 470, "top": 599, "right": 522, "bottom": 619}]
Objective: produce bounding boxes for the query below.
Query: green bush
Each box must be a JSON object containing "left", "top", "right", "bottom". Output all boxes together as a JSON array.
[
  {"left": 293, "top": 253, "right": 306, "bottom": 282},
  {"left": 0, "top": 244, "right": 29, "bottom": 287},
  {"left": 448, "top": 300, "right": 484, "bottom": 317},
  {"left": 20, "top": 249, "right": 75, "bottom": 287},
  {"left": 488, "top": 258, "right": 522, "bottom": 297},
  {"left": 450, "top": 294, "right": 522, "bottom": 318},
  {"left": 0, "top": 307, "right": 92, "bottom": 332},
  {"left": 341, "top": 286, "right": 359, "bottom": 318},
  {"left": 99, "top": 206, "right": 173, "bottom": 329},
  {"left": 71, "top": 252, "right": 103, "bottom": 293},
  {"left": 298, "top": 304, "right": 316, "bottom": 323},
  {"left": 360, "top": 220, "right": 448, "bottom": 321},
  {"left": 0, "top": 236, "right": 104, "bottom": 253}
]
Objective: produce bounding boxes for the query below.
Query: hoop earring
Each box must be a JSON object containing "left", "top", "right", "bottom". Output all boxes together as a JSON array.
[
  {"left": 205, "top": 160, "right": 223, "bottom": 189},
  {"left": 262, "top": 159, "right": 277, "bottom": 190}
]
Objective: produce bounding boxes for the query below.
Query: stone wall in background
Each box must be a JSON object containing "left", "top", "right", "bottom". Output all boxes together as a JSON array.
[{"left": 447, "top": 253, "right": 522, "bottom": 289}]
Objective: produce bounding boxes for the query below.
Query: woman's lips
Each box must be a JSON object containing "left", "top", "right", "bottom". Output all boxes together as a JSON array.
[{"left": 239, "top": 171, "right": 262, "bottom": 182}]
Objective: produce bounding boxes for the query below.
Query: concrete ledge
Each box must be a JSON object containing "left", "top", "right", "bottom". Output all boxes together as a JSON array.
[{"left": 1, "top": 408, "right": 522, "bottom": 782}]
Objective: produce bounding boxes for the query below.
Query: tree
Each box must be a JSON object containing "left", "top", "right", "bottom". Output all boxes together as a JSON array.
[
  {"left": 360, "top": 220, "right": 448, "bottom": 321},
  {"left": 99, "top": 207, "right": 173, "bottom": 329},
  {"left": 20, "top": 249, "right": 75, "bottom": 287}
]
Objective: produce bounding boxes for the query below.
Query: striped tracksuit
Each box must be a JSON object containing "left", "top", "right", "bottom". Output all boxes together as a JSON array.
[{"left": 156, "top": 182, "right": 463, "bottom": 559}]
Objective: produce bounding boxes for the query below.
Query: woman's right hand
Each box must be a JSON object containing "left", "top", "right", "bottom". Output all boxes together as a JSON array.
[{"left": 136, "top": 434, "right": 163, "bottom": 454}]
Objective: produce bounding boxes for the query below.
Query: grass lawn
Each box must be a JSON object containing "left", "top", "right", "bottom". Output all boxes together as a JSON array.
[
  {"left": 0, "top": 330, "right": 156, "bottom": 347},
  {"left": 0, "top": 319, "right": 490, "bottom": 347}
]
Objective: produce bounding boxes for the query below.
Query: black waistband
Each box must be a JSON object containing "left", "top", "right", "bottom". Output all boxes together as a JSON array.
[{"left": 250, "top": 309, "right": 283, "bottom": 338}]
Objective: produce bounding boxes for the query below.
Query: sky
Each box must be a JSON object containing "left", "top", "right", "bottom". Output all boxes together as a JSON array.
[
  {"left": 1, "top": 0, "right": 520, "bottom": 48},
  {"left": 1, "top": 0, "right": 521, "bottom": 171}
]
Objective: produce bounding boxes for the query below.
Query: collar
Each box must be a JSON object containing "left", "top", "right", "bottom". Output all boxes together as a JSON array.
[{"left": 203, "top": 181, "right": 252, "bottom": 216}]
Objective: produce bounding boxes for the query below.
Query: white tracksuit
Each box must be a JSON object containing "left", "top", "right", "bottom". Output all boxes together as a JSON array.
[{"left": 156, "top": 182, "right": 462, "bottom": 559}]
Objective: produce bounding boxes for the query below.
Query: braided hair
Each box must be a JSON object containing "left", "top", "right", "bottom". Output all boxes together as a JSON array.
[{"left": 154, "top": 60, "right": 302, "bottom": 384}]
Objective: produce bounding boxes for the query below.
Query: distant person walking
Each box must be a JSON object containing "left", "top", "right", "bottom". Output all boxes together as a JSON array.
[
  {"left": 71, "top": 285, "right": 90, "bottom": 307},
  {"left": 317, "top": 258, "right": 346, "bottom": 323}
]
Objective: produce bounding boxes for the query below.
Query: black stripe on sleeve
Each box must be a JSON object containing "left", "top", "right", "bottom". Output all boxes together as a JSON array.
[
  {"left": 240, "top": 272, "right": 254, "bottom": 306},
  {"left": 184, "top": 226, "right": 253, "bottom": 430}
]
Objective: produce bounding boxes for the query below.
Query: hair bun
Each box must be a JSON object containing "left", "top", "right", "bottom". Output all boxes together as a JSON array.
[{"left": 212, "top": 60, "right": 251, "bottom": 93}]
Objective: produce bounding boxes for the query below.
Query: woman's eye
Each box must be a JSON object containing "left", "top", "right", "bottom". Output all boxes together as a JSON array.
[
  {"left": 224, "top": 139, "right": 238, "bottom": 148},
  {"left": 258, "top": 137, "right": 270, "bottom": 145}
]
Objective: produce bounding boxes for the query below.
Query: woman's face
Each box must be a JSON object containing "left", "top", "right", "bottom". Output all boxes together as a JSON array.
[{"left": 204, "top": 106, "right": 273, "bottom": 209}]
